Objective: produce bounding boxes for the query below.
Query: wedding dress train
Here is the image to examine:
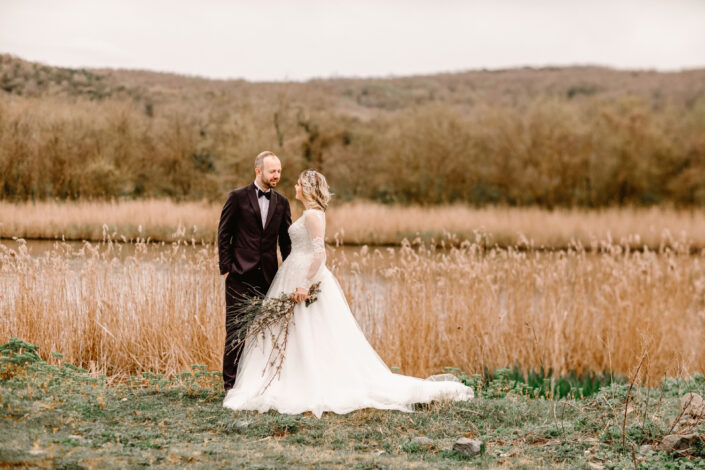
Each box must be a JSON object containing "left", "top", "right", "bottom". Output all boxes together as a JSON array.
[{"left": 222, "top": 209, "right": 473, "bottom": 418}]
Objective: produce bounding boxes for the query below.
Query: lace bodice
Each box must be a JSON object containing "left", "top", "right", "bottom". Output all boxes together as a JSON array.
[
  {"left": 286, "top": 209, "right": 326, "bottom": 290},
  {"left": 289, "top": 209, "right": 325, "bottom": 254}
]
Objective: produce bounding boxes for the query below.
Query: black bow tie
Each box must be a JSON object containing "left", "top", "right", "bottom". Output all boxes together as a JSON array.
[{"left": 257, "top": 189, "right": 271, "bottom": 200}]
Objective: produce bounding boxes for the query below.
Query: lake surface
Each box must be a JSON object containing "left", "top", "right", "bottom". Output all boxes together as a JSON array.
[
  {"left": 2, "top": 239, "right": 404, "bottom": 273},
  {"left": 1, "top": 238, "right": 391, "bottom": 298}
]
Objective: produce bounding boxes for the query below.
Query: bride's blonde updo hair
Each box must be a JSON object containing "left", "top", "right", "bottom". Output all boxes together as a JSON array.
[{"left": 299, "top": 170, "right": 331, "bottom": 211}]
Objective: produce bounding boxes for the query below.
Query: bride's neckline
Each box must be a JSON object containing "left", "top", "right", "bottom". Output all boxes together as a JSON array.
[{"left": 303, "top": 208, "right": 324, "bottom": 213}]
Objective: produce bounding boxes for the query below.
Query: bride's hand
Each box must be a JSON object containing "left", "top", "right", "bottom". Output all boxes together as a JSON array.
[{"left": 292, "top": 287, "right": 308, "bottom": 303}]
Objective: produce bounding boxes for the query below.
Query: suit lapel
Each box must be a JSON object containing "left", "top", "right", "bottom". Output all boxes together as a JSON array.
[
  {"left": 246, "top": 183, "right": 263, "bottom": 232},
  {"left": 264, "top": 191, "right": 278, "bottom": 231}
]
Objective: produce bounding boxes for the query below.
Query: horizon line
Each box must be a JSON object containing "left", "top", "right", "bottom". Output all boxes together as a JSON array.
[{"left": 3, "top": 52, "right": 705, "bottom": 84}]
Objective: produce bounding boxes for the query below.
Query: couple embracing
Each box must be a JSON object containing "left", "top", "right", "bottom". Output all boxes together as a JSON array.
[{"left": 217, "top": 151, "right": 473, "bottom": 418}]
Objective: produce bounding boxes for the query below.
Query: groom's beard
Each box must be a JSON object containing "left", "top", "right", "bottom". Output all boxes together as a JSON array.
[{"left": 262, "top": 176, "right": 279, "bottom": 189}]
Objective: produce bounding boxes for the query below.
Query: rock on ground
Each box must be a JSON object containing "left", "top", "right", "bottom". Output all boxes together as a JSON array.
[
  {"left": 681, "top": 392, "right": 705, "bottom": 418},
  {"left": 658, "top": 433, "right": 701, "bottom": 453},
  {"left": 671, "top": 393, "right": 705, "bottom": 433},
  {"left": 453, "top": 437, "right": 483, "bottom": 457}
]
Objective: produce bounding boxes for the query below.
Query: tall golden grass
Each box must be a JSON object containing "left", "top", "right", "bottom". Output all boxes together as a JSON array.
[
  {"left": 1, "top": 236, "right": 703, "bottom": 385},
  {"left": 3, "top": 199, "right": 705, "bottom": 250},
  {"left": 2, "top": 54, "right": 705, "bottom": 206}
]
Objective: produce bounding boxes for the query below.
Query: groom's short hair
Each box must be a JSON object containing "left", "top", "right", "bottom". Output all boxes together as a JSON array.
[{"left": 255, "top": 151, "right": 277, "bottom": 169}]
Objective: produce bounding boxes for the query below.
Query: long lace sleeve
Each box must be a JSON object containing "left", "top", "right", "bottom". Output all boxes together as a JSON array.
[{"left": 298, "top": 210, "right": 326, "bottom": 290}]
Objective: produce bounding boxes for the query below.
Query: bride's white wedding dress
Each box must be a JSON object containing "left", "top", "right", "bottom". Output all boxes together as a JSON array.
[{"left": 223, "top": 208, "right": 473, "bottom": 418}]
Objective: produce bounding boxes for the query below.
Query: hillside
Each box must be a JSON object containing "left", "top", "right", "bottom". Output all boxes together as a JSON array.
[{"left": 1, "top": 54, "right": 704, "bottom": 205}]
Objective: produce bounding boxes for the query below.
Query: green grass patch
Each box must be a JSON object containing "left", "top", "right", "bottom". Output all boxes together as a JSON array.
[
  {"left": 2, "top": 337, "right": 705, "bottom": 468},
  {"left": 447, "top": 364, "right": 624, "bottom": 400}
]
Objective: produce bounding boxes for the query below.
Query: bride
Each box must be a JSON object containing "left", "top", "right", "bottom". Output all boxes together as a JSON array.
[{"left": 223, "top": 170, "right": 473, "bottom": 418}]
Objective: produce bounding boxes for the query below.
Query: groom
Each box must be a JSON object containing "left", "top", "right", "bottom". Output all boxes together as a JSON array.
[{"left": 217, "top": 150, "right": 292, "bottom": 392}]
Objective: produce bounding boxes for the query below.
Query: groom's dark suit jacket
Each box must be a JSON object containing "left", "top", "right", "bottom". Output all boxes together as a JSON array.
[
  {"left": 218, "top": 182, "right": 292, "bottom": 391},
  {"left": 217, "top": 182, "right": 292, "bottom": 284}
]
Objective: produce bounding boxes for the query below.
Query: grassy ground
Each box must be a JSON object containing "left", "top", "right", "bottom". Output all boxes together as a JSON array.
[{"left": 2, "top": 339, "right": 705, "bottom": 469}]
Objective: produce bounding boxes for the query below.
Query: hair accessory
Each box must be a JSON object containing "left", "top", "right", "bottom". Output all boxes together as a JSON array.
[{"left": 302, "top": 170, "right": 317, "bottom": 184}]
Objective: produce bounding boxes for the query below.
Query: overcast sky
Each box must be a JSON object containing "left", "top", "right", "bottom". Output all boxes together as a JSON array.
[{"left": 1, "top": 0, "right": 704, "bottom": 81}]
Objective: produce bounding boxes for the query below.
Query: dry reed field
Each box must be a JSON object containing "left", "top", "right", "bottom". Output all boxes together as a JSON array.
[
  {"left": 2, "top": 235, "right": 703, "bottom": 386},
  {"left": 3, "top": 199, "right": 705, "bottom": 250}
]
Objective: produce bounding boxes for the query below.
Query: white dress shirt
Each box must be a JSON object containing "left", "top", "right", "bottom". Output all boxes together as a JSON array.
[{"left": 254, "top": 181, "right": 270, "bottom": 228}]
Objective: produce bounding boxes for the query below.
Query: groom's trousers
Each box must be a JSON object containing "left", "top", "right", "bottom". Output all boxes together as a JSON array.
[{"left": 223, "top": 265, "right": 269, "bottom": 391}]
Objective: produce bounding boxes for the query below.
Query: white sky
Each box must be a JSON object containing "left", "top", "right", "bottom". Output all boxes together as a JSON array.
[{"left": 1, "top": 0, "right": 704, "bottom": 81}]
